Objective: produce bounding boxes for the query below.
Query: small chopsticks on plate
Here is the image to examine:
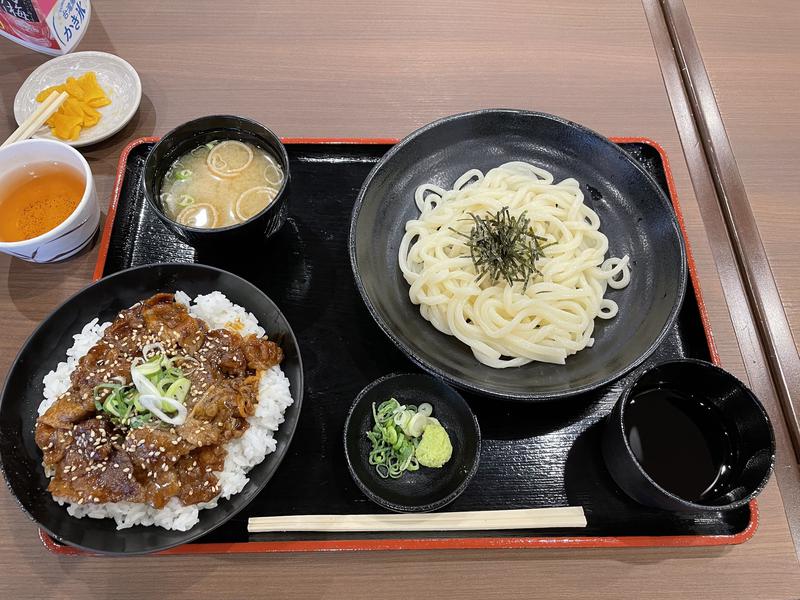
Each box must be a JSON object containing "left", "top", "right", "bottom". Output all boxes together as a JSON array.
[
  {"left": 1, "top": 90, "right": 68, "bottom": 149},
  {"left": 248, "top": 506, "right": 586, "bottom": 533}
]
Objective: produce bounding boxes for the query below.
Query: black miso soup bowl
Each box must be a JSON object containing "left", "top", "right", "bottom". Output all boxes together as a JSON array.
[
  {"left": 602, "top": 359, "right": 775, "bottom": 512},
  {"left": 143, "top": 115, "right": 290, "bottom": 248}
]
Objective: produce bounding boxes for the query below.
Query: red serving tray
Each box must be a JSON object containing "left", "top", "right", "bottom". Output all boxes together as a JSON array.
[{"left": 40, "top": 136, "right": 756, "bottom": 555}]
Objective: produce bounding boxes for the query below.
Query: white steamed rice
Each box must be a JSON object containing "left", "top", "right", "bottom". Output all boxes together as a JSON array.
[{"left": 38, "top": 291, "right": 293, "bottom": 531}]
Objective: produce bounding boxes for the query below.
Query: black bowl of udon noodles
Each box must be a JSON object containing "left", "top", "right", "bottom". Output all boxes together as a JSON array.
[
  {"left": 349, "top": 109, "right": 688, "bottom": 402},
  {"left": 143, "top": 115, "right": 290, "bottom": 248}
]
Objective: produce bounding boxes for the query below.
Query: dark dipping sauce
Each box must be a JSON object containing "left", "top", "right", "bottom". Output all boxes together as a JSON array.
[
  {"left": 34, "top": 293, "right": 283, "bottom": 509},
  {"left": 624, "top": 388, "right": 735, "bottom": 503}
]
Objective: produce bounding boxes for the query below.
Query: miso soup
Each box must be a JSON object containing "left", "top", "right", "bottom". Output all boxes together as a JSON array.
[{"left": 160, "top": 140, "right": 284, "bottom": 229}]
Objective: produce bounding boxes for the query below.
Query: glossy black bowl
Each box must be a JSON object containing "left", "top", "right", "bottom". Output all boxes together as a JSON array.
[
  {"left": 344, "top": 373, "right": 481, "bottom": 512},
  {"left": 0, "top": 263, "right": 303, "bottom": 554},
  {"left": 143, "top": 115, "right": 290, "bottom": 248},
  {"left": 601, "top": 359, "right": 774, "bottom": 511},
  {"left": 350, "top": 109, "right": 687, "bottom": 401}
]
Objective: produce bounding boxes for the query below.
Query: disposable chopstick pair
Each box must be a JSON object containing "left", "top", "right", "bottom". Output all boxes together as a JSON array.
[
  {"left": 1, "top": 90, "right": 68, "bottom": 149},
  {"left": 247, "top": 506, "right": 586, "bottom": 533}
]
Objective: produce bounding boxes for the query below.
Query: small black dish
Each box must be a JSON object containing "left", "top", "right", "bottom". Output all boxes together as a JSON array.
[
  {"left": 0, "top": 263, "right": 303, "bottom": 555},
  {"left": 602, "top": 359, "right": 774, "bottom": 512},
  {"left": 349, "top": 109, "right": 687, "bottom": 401},
  {"left": 143, "top": 115, "right": 290, "bottom": 248},
  {"left": 344, "top": 373, "right": 481, "bottom": 513}
]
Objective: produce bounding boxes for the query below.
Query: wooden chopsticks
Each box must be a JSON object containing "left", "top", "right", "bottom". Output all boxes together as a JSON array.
[
  {"left": 248, "top": 507, "right": 587, "bottom": 533},
  {"left": 1, "top": 90, "right": 68, "bottom": 149}
]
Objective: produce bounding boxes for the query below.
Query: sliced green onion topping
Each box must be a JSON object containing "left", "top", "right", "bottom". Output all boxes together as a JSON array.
[
  {"left": 365, "top": 398, "right": 441, "bottom": 479},
  {"left": 92, "top": 349, "right": 192, "bottom": 428}
]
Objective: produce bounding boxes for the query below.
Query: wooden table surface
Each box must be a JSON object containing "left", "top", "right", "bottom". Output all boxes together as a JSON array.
[
  {"left": 684, "top": 0, "right": 800, "bottom": 349},
  {"left": 0, "top": 1, "right": 798, "bottom": 598}
]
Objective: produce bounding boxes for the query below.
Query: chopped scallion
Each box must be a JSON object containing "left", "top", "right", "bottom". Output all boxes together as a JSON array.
[
  {"left": 366, "top": 398, "right": 443, "bottom": 479},
  {"left": 92, "top": 350, "right": 192, "bottom": 428}
]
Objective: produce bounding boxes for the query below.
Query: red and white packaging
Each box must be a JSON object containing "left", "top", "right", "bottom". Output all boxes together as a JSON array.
[{"left": 0, "top": 0, "right": 91, "bottom": 55}]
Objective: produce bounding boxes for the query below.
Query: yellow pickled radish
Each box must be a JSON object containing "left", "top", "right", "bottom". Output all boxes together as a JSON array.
[{"left": 34, "top": 71, "right": 111, "bottom": 140}]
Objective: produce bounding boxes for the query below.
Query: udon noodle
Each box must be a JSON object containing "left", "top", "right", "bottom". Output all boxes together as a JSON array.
[{"left": 398, "top": 162, "right": 631, "bottom": 367}]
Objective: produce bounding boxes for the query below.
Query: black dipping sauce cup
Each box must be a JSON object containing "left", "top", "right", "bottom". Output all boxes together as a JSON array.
[
  {"left": 143, "top": 115, "right": 290, "bottom": 249},
  {"left": 601, "top": 359, "right": 775, "bottom": 512}
]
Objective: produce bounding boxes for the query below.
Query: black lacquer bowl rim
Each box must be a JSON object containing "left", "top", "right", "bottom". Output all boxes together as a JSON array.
[
  {"left": 611, "top": 358, "right": 775, "bottom": 512},
  {"left": 343, "top": 373, "right": 481, "bottom": 513},
  {"left": 0, "top": 262, "right": 304, "bottom": 555},
  {"left": 349, "top": 108, "right": 688, "bottom": 402},
  {"left": 142, "top": 114, "right": 291, "bottom": 235}
]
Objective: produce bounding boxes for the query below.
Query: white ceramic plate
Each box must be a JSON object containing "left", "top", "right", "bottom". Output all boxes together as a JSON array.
[{"left": 13, "top": 51, "right": 141, "bottom": 148}]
